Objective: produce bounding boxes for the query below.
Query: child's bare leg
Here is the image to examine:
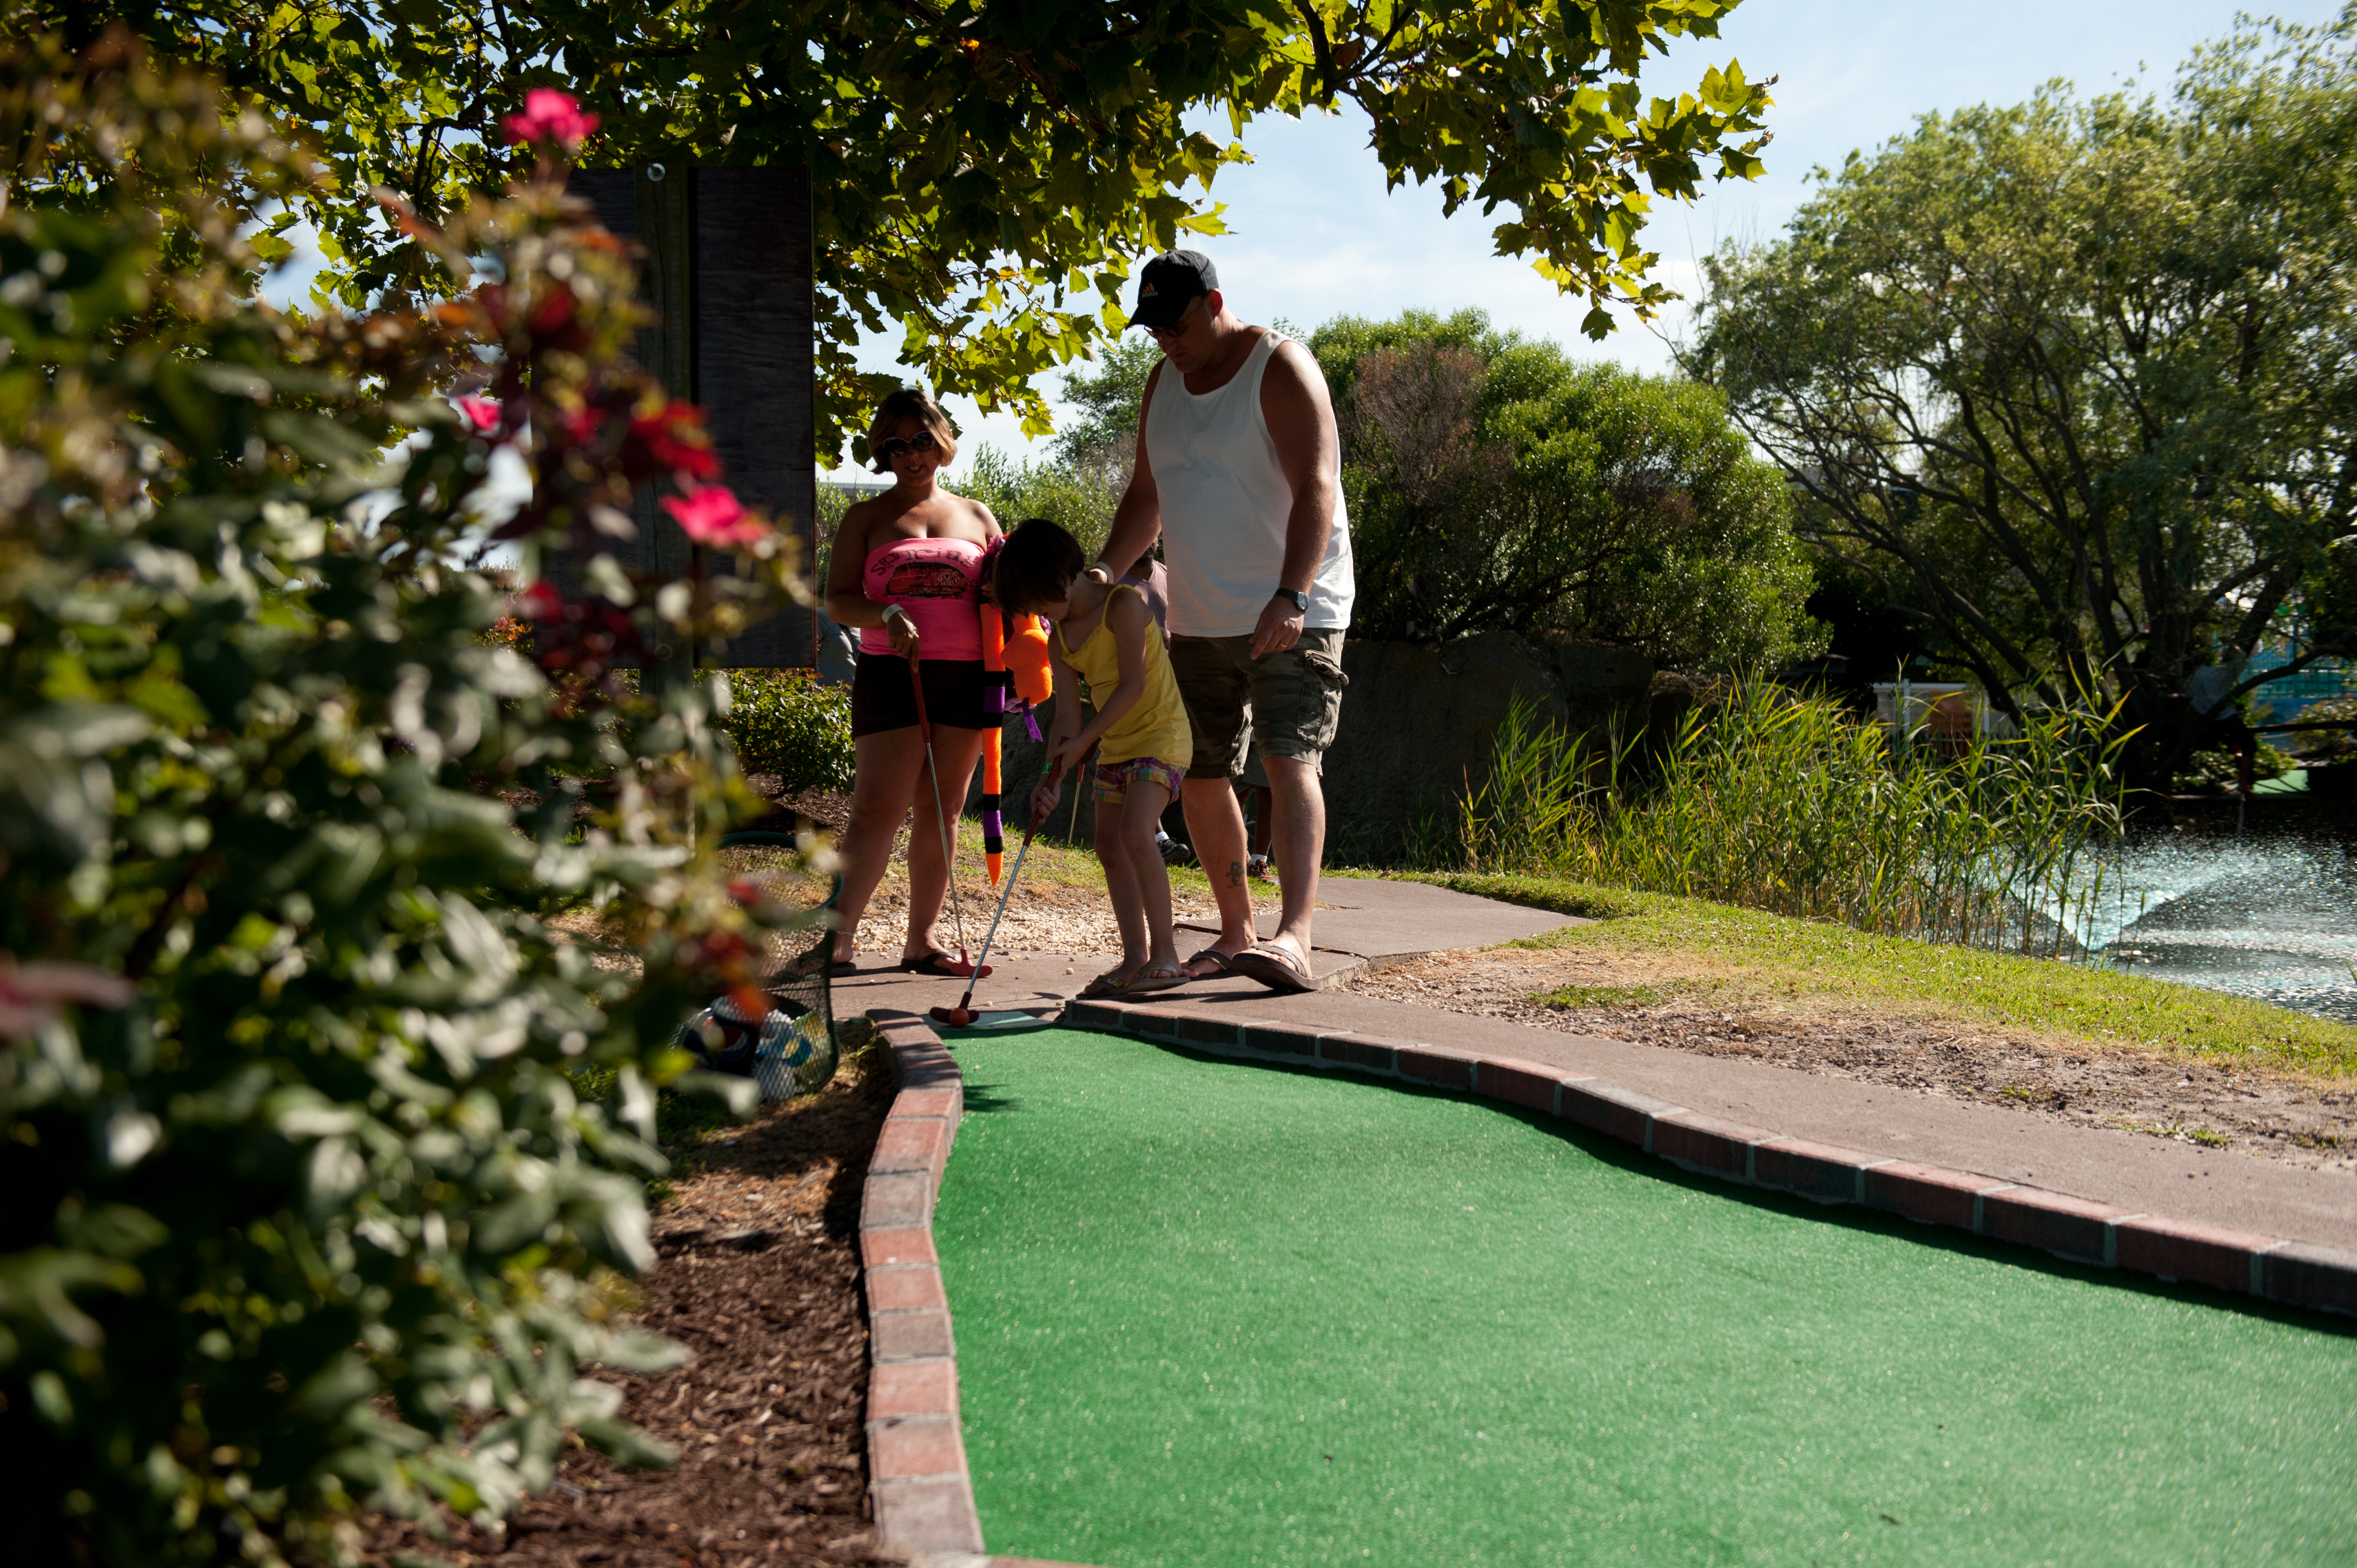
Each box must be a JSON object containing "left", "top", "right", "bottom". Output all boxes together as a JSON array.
[
  {"left": 1092, "top": 790, "right": 1149, "bottom": 977},
  {"left": 1123, "top": 778, "right": 1180, "bottom": 968}
]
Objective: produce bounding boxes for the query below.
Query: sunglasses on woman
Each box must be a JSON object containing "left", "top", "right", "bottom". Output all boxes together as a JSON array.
[{"left": 876, "top": 430, "right": 941, "bottom": 462}]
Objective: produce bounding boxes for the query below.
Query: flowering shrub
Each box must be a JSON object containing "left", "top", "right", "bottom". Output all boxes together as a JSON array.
[{"left": 0, "top": 34, "right": 811, "bottom": 1567}]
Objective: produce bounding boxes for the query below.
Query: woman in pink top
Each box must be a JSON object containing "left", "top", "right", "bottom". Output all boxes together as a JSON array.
[{"left": 822, "top": 388, "right": 1003, "bottom": 976}]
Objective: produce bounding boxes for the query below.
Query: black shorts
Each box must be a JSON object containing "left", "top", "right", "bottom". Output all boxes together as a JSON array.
[{"left": 850, "top": 653, "right": 991, "bottom": 737}]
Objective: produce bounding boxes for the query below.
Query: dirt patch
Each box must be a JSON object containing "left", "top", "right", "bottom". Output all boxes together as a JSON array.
[
  {"left": 741, "top": 780, "right": 853, "bottom": 839},
  {"left": 827, "top": 874, "right": 1221, "bottom": 971},
  {"left": 366, "top": 1034, "right": 900, "bottom": 1568},
  {"left": 1347, "top": 946, "right": 2357, "bottom": 1174},
  {"left": 722, "top": 807, "right": 1223, "bottom": 970}
]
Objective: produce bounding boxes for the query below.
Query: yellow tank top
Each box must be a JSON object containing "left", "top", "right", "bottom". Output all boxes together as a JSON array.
[{"left": 1053, "top": 584, "right": 1193, "bottom": 770}]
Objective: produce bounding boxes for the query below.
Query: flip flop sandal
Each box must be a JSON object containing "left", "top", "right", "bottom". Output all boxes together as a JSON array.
[
  {"left": 899, "top": 950, "right": 992, "bottom": 979},
  {"left": 1078, "top": 967, "right": 1139, "bottom": 998},
  {"left": 1184, "top": 946, "right": 1242, "bottom": 978},
  {"left": 1121, "top": 962, "right": 1189, "bottom": 994},
  {"left": 1229, "top": 941, "right": 1318, "bottom": 994}
]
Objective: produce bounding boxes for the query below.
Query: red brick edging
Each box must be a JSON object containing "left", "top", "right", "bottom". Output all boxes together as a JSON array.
[
  {"left": 858, "top": 1013, "right": 983, "bottom": 1556},
  {"left": 857, "top": 1012, "right": 1118, "bottom": 1568},
  {"left": 1064, "top": 998, "right": 2357, "bottom": 1317}
]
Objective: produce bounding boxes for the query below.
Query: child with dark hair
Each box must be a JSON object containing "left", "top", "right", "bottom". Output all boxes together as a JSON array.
[{"left": 996, "top": 518, "right": 1194, "bottom": 996}]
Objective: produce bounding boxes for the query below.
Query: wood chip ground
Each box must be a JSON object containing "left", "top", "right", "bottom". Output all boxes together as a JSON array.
[{"left": 365, "top": 1035, "right": 901, "bottom": 1568}]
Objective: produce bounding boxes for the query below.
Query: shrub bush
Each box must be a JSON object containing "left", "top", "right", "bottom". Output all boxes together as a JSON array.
[
  {"left": 0, "top": 37, "right": 810, "bottom": 1566},
  {"left": 722, "top": 669, "right": 855, "bottom": 793},
  {"left": 1456, "top": 684, "right": 2128, "bottom": 956}
]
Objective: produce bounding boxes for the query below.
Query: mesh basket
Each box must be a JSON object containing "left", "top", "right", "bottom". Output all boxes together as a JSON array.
[
  {"left": 677, "top": 872, "right": 840, "bottom": 1102},
  {"left": 756, "top": 906, "right": 837, "bottom": 1101}
]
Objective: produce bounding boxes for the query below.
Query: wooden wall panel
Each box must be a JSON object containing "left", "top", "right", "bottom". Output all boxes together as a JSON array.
[
  {"left": 694, "top": 165, "right": 817, "bottom": 669},
  {"left": 562, "top": 163, "right": 816, "bottom": 668}
]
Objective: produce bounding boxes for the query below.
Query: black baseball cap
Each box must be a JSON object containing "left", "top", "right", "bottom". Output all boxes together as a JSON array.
[{"left": 1126, "top": 250, "right": 1217, "bottom": 330}]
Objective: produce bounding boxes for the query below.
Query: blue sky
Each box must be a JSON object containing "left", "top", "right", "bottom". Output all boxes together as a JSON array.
[{"left": 891, "top": 0, "right": 2348, "bottom": 478}]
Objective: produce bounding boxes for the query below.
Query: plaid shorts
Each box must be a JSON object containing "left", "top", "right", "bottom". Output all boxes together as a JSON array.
[
  {"left": 1166, "top": 628, "right": 1349, "bottom": 778},
  {"left": 1092, "top": 755, "right": 1185, "bottom": 806}
]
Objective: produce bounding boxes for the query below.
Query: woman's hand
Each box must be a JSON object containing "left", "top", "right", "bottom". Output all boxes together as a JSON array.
[{"left": 882, "top": 603, "right": 920, "bottom": 658}]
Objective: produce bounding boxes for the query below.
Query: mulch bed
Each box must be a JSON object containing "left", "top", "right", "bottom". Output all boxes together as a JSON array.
[{"left": 367, "top": 1029, "right": 900, "bottom": 1568}]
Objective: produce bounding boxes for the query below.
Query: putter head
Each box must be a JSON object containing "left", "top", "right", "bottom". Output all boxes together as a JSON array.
[{"left": 928, "top": 1004, "right": 975, "bottom": 1027}]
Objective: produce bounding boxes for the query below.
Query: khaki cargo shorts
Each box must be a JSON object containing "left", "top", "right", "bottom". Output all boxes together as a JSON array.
[{"left": 1167, "top": 628, "right": 1349, "bottom": 779}]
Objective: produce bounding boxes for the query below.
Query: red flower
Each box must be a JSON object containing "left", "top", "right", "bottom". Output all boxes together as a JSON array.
[
  {"left": 558, "top": 405, "right": 608, "bottom": 447},
  {"left": 622, "top": 401, "right": 719, "bottom": 482},
  {"left": 517, "top": 580, "right": 563, "bottom": 620},
  {"left": 524, "top": 285, "right": 588, "bottom": 353},
  {"left": 503, "top": 89, "right": 600, "bottom": 152},
  {"left": 661, "top": 485, "right": 769, "bottom": 546},
  {"left": 456, "top": 396, "right": 502, "bottom": 434}
]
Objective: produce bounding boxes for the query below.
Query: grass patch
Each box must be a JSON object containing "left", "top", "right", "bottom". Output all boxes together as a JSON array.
[
  {"left": 1397, "top": 870, "right": 2357, "bottom": 1079},
  {"left": 1530, "top": 981, "right": 1675, "bottom": 1010}
]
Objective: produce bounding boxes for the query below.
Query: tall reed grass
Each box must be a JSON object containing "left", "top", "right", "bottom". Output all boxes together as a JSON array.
[{"left": 1452, "top": 683, "right": 2129, "bottom": 957}]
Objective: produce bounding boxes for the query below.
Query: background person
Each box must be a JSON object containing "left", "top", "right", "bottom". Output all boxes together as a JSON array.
[
  {"left": 821, "top": 388, "right": 1000, "bottom": 976},
  {"left": 1088, "top": 249, "right": 1354, "bottom": 993}
]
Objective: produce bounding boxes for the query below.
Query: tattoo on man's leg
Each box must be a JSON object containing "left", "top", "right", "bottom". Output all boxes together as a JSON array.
[{"left": 1226, "top": 859, "right": 1244, "bottom": 888}]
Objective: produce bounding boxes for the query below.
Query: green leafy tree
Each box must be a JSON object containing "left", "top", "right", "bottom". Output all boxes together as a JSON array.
[
  {"left": 0, "top": 37, "right": 812, "bottom": 1564},
  {"left": 1690, "top": 9, "right": 2357, "bottom": 784},
  {"left": 1310, "top": 308, "right": 1822, "bottom": 669},
  {"left": 1048, "top": 333, "right": 1165, "bottom": 466},
  {"left": 44, "top": 0, "right": 1774, "bottom": 458},
  {"left": 955, "top": 443, "right": 1128, "bottom": 559}
]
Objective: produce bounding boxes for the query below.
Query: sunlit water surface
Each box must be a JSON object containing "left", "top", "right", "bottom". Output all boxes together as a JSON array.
[{"left": 2063, "top": 834, "right": 2357, "bottom": 1023}]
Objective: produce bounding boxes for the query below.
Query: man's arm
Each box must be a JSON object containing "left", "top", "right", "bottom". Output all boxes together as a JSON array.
[
  {"left": 1092, "top": 360, "right": 1165, "bottom": 582},
  {"left": 1252, "top": 338, "right": 1342, "bottom": 656}
]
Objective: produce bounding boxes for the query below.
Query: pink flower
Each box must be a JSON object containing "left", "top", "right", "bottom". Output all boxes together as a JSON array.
[
  {"left": 503, "top": 89, "right": 600, "bottom": 152},
  {"left": 456, "top": 395, "right": 502, "bottom": 434},
  {"left": 0, "top": 958, "right": 134, "bottom": 1040},
  {"left": 661, "top": 485, "right": 770, "bottom": 546}
]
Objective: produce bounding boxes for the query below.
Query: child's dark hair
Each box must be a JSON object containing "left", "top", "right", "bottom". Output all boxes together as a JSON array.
[{"left": 991, "top": 517, "right": 1087, "bottom": 614}]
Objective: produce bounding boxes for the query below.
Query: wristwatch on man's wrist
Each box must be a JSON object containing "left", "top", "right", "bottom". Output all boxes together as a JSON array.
[{"left": 1276, "top": 587, "right": 1309, "bottom": 612}]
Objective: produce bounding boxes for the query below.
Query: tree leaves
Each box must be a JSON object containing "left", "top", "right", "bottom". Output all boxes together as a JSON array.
[
  {"left": 48, "top": 0, "right": 1772, "bottom": 450},
  {"left": 1692, "top": 11, "right": 2357, "bottom": 781}
]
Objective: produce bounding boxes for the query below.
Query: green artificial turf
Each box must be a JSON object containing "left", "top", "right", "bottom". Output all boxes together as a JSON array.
[{"left": 933, "top": 1027, "right": 2357, "bottom": 1568}]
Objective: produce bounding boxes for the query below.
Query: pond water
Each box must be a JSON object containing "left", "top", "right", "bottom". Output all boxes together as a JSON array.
[{"left": 2067, "top": 833, "right": 2357, "bottom": 1023}]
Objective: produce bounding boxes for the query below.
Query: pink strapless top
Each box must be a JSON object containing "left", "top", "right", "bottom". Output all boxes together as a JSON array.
[{"left": 859, "top": 535, "right": 984, "bottom": 660}]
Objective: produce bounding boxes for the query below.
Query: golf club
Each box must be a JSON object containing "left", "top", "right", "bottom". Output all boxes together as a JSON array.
[
  {"left": 931, "top": 765, "right": 1061, "bottom": 1027},
  {"left": 906, "top": 648, "right": 982, "bottom": 977}
]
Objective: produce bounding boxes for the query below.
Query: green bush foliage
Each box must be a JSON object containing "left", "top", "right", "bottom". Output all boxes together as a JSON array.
[
  {"left": 0, "top": 38, "right": 810, "bottom": 1565},
  {"left": 1310, "top": 308, "right": 1824, "bottom": 671},
  {"left": 722, "top": 669, "right": 855, "bottom": 792},
  {"left": 955, "top": 442, "right": 1126, "bottom": 561},
  {"left": 1455, "top": 684, "right": 2127, "bottom": 956}
]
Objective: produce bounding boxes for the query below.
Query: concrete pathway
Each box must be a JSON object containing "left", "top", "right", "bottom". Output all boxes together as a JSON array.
[
  {"left": 826, "top": 878, "right": 2357, "bottom": 1253},
  {"left": 1174, "top": 871, "right": 1581, "bottom": 983}
]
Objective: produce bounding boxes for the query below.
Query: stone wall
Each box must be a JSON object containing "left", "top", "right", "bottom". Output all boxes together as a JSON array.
[
  {"left": 968, "top": 632, "right": 1654, "bottom": 859},
  {"left": 1320, "top": 633, "right": 1652, "bottom": 859}
]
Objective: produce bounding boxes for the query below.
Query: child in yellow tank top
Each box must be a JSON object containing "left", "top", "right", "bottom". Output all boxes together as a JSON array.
[{"left": 991, "top": 519, "right": 1193, "bottom": 996}]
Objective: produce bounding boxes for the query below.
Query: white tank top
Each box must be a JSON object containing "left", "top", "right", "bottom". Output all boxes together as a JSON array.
[{"left": 1143, "top": 329, "right": 1355, "bottom": 638}]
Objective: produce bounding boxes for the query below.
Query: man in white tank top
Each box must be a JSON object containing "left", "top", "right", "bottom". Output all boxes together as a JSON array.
[{"left": 1082, "top": 250, "right": 1354, "bottom": 994}]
